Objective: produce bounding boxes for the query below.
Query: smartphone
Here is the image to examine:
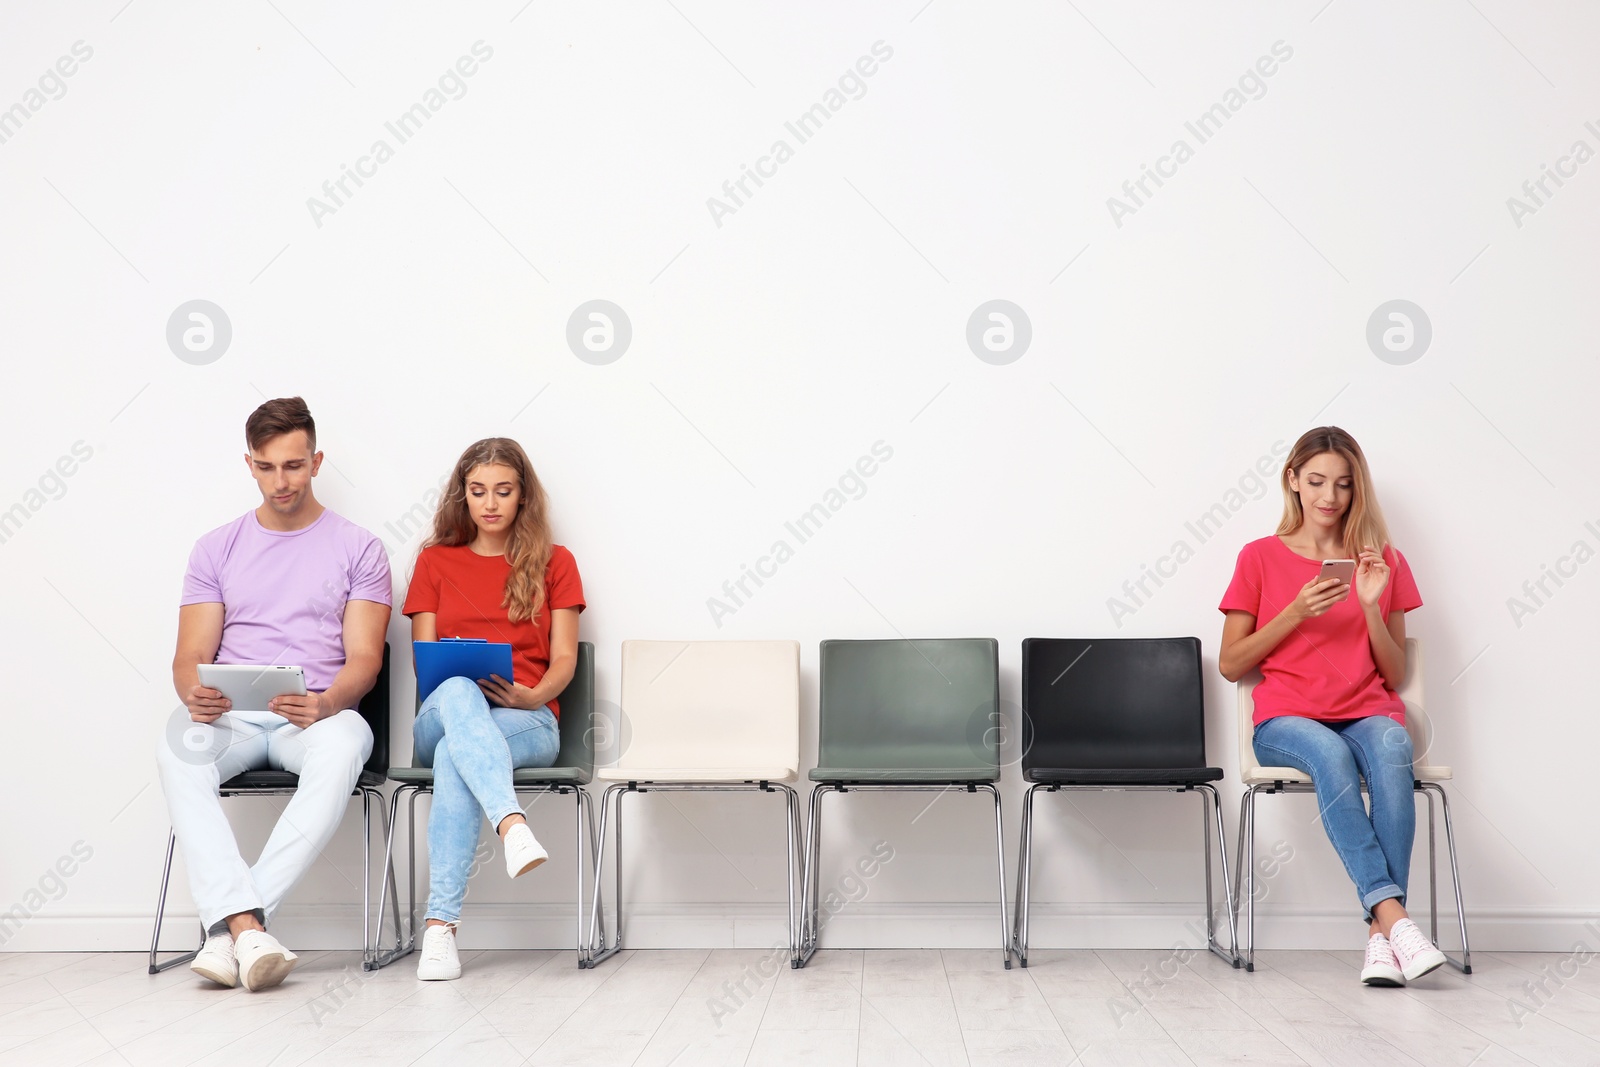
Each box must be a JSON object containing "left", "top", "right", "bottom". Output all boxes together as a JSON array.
[{"left": 1318, "top": 559, "right": 1356, "bottom": 587}]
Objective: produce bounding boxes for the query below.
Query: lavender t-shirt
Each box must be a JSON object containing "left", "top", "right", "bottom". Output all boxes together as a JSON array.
[{"left": 181, "top": 509, "right": 393, "bottom": 691}]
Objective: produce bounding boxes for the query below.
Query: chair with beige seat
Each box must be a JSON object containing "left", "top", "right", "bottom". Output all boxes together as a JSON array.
[
  {"left": 1232, "top": 637, "right": 1470, "bottom": 972},
  {"left": 584, "top": 640, "right": 803, "bottom": 968}
]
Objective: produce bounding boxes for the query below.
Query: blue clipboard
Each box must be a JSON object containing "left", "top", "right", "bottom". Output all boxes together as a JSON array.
[{"left": 414, "top": 638, "right": 515, "bottom": 702}]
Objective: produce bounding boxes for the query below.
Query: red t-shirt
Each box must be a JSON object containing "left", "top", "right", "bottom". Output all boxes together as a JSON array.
[
  {"left": 1219, "top": 535, "right": 1422, "bottom": 727},
  {"left": 402, "top": 543, "right": 585, "bottom": 716}
]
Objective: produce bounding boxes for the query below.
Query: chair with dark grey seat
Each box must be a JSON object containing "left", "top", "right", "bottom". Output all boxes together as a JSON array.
[
  {"left": 1009, "top": 637, "right": 1237, "bottom": 968},
  {"left": 148, "top": 643, "right": 400, "bottom": 973},
  {"left": 798, "top": 637, "right": 1011, "bottom": 968},
  {"left": 370, "top": 640, "right": 599, "bottom": 969}
]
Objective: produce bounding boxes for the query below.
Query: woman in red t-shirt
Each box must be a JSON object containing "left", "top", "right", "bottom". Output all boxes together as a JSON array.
[
  {"left": 401, "top": 438, "right": 585, "bottom": 981},
  {"left": 1219, "top": 426, "right": 1446, "bottom": 987}
]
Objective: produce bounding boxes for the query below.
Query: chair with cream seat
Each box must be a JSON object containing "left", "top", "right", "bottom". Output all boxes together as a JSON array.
[
  {"left": 584, "top": 640, "right": 803, "bottom": 969},
  {"left": 1232, "top": 637, "right": 1470, "bottom": 972}
]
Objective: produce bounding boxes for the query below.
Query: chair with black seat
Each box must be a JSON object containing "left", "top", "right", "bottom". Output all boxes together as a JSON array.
[
  {"left": 370, "top": 640, "right": 598, "bottom": 969},
  {"left": 1009, "top": 637, "right": 1237, "bottom": 968},
  {"left": 148, "top": 643, "right": 401, "bottom": 973},
  {"left": 798, "top": 637, "right": 1011, "bottom": 969}
]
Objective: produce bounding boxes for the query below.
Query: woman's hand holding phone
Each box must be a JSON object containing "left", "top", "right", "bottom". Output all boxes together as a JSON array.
[{"left": 1288, "top": 574, "right": 1349, "bottom": 621}]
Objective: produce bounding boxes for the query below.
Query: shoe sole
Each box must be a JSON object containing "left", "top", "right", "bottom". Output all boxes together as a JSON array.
[
  {"left": 509, "top": 853, "right": 548, "bottom": 878},
  {"left": 190, "top": 959, "right": 238, "bottom": 988},
  {"left": 1401, "top": 953, "right": 1447, "bottom": 982},
  {"left": 417, "top": 964, "right": 462, "bottom": 981},
  {"left": 241, "top": 951, "right": 299, "bottom": 992},
  {"left": 1361, "top": 970, "right": 1404, "bottom": 987}
]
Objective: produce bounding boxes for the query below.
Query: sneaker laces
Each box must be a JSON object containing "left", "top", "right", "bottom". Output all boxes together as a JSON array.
[
  {"left": 1365, "top": 934, "right": 1395, "bottom": 966},
  {"left": 202, "top": 935, "right": 236, "bottom": 962},
  {"left": 422, "top": 925, "right": 456, "bottom": 962},
  {"left": 1388, "top": 919, "right": 1432, "bottom": 959}
]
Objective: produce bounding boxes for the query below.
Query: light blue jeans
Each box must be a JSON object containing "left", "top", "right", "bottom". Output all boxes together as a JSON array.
[
  {"left": 1253, "top": 713, "right": 1415, "bottom": 922},
  {"left": 414, "top": 676, "right": 560, "bottom": 923}
]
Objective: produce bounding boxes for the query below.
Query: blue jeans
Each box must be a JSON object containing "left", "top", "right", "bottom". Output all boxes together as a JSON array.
[
  {"left": 413, "top": 676, "right": 560, "bottom": 923},
  {"left": 1253, "top": 713, "right": 1415, "bottom": 922}
]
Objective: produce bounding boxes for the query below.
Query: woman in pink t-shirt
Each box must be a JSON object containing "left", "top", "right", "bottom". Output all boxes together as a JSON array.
[{"left": 1219, "top": 426, "right": 1447, "bottom": 987}]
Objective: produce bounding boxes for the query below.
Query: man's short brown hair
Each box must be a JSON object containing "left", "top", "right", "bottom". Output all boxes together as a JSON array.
[{"left": 245, "top": 397, "right": 316, "bottom": 453}]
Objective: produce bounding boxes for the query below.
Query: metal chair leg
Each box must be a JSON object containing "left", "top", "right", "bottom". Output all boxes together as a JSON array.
[
  {"left": 1241, "top": 786, "right": 1258, "bottom": 971},
  {"left": 794, "top": 784, "right": 826, "bottom": 967},
  {"left": 1424, "top": 786, "right": 1438, "bottom": 946},
  {"left": 1197, "top": 783, "right": 1239, "bottom": 966},
  {"left": 367, "top": 784, "right": 417, "bottom": 971},
  {"left": 1011, "top": 783, "right": 1037, "bottom": 967},
  {"left": 979, "top": 784, "right": 1011, "bottom": 969},
  {"left": 572, "top": 787, "right": 588, "bottom": 967},
  {"left": 1423, "top": 783, "right": 1472, "bottom": 973},
  {"left": 585, "top": 783, "right": 627, "bottom": 968},
  {"left": 579, "top": 787, "right": 602, "bottom": 965},
  {"left": 780, "top": 784, "right": 800, "bottom": 965},
  {"left": 361, "top": 789, "right": 372, "bottom": 965},
  {"left": 148, "top": 828, "right": 204, "bottom": 974}
]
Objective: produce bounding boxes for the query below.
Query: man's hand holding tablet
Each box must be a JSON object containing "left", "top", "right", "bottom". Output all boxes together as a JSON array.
[
  {"left": 268, "top": 691, "right": 337, "bottom": 728},
  {"left": 184, "top": 684, "right": 231, "bottom": 724}
]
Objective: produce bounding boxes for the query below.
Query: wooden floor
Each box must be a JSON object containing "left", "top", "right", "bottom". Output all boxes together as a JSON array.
[{"left": 0, "top": 947, "right": 1594, "bottom": 1066}]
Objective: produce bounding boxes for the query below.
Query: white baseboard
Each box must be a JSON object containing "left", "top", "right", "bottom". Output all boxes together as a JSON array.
[{"left": 6, "top": 903, "right": 1599, "bottom": 954}]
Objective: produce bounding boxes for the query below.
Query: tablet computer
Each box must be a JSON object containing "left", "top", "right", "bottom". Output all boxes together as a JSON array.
[
  {"left": 414, "top": 638, "right": 515, "bottom": 703},
  {"left": 197, "top": 663, "right": 307, "bottom": 712}
]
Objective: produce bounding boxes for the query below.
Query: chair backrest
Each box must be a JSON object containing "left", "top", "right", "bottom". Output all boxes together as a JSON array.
[
  {"left": 356, "top": 642, "right": 392, "bottom": 779},
  {"left": 611, "top": 640, "right": 800, "bottom": 775},
  {"left": 1021, "top": 637, "right": 1207, "bottom": 773},
  {"left": 1238, "top": 636, "right": 1426, "bottom": 774},
  {"left": 817, "top": 638, "right": 999, "bottom": 775},
  {"left": 406, "top": 641, "right": 596, "bottom": 774},
  {"left": 552, "top": 641, "right": 596, "bottom": 777}
]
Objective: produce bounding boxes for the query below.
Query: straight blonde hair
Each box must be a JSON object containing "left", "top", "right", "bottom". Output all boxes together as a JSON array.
[{"left": 1277, "top": 426, "right": 1393, "bottom": 560}]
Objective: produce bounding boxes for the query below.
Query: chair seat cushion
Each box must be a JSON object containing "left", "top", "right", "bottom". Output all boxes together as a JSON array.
[
  {"left": 595, "top": 766, "right": 796, "bottom": 784},
  {"left": 389, "top": 765, "right": 592, "bottom": 786},
  {"left": 1243, "top": 765, "right": 1453, "bottom": 785},
  {"left": 1025, "top": 767, "right": 1223, "bottom": 786},
  {"left": 220, "top": 770, "right": 385, "bottom": 791},
  {"left": 809, "top": 766, "right": 998, "bottom": 784}
]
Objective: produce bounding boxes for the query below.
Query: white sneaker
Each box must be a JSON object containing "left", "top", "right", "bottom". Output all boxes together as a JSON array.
[
  {"left": 1388, "top": 918, "right": 1447, "bottom": 982},
  {"left": 1360, "top": 933, "right": 1404, "bottom": 986},
  {"left": 190, "top": 932, "right": 238, "bottom": 988},
  {"left": 234, "top": 929, "right": 299, "bottom": 992},
  {"left": 504, "top": 822, "right": 548, "bottom": 878},
  {"left": 417, "top": 923, "right": 461, "bottom": 981}
]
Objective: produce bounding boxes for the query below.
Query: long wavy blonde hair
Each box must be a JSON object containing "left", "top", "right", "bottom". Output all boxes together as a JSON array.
[
  {"left": 1277, "top": 426, "right": 1393, "bottom": 559},
  {"left": 424, "top": 438, "right": 553, "bottom": 624}
]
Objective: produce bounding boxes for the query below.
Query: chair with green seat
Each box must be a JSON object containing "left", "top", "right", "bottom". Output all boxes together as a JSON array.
[
  {"left": 798, "top": 637, "right": 1011, "bottom": 968},
  {"left": 369, "top": 640, "right": 599, "bottom": 969}
]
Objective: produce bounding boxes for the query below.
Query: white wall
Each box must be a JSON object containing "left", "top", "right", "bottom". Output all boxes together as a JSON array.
[{"left": 2, "top": 0, "right": 1595, "bottom": 954}]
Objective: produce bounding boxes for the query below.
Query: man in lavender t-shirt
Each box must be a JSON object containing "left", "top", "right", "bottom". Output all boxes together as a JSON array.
[{"left": 155, "top": 398, "right": 392, "bottom": 992}]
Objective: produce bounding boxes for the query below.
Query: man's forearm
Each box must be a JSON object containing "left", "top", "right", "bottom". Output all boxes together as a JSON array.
[
  {"left": 318, "top": 654, "right": 381, "bottom": 714},
  {"left": 173, "top": 659, "right": 201, "bottom": 703}
]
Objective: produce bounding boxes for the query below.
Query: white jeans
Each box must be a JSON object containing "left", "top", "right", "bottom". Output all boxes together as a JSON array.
[{"left": 154, "top": 708, "right": 372, "bottom": 933}]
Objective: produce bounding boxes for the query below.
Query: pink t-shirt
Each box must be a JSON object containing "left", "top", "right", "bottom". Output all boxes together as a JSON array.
[
  {"left": 1219, "top": 535, "right": 1422, "bottom": 726},
  {"left": 182, "top": 509, "right": 393, "bottom": 691}
]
